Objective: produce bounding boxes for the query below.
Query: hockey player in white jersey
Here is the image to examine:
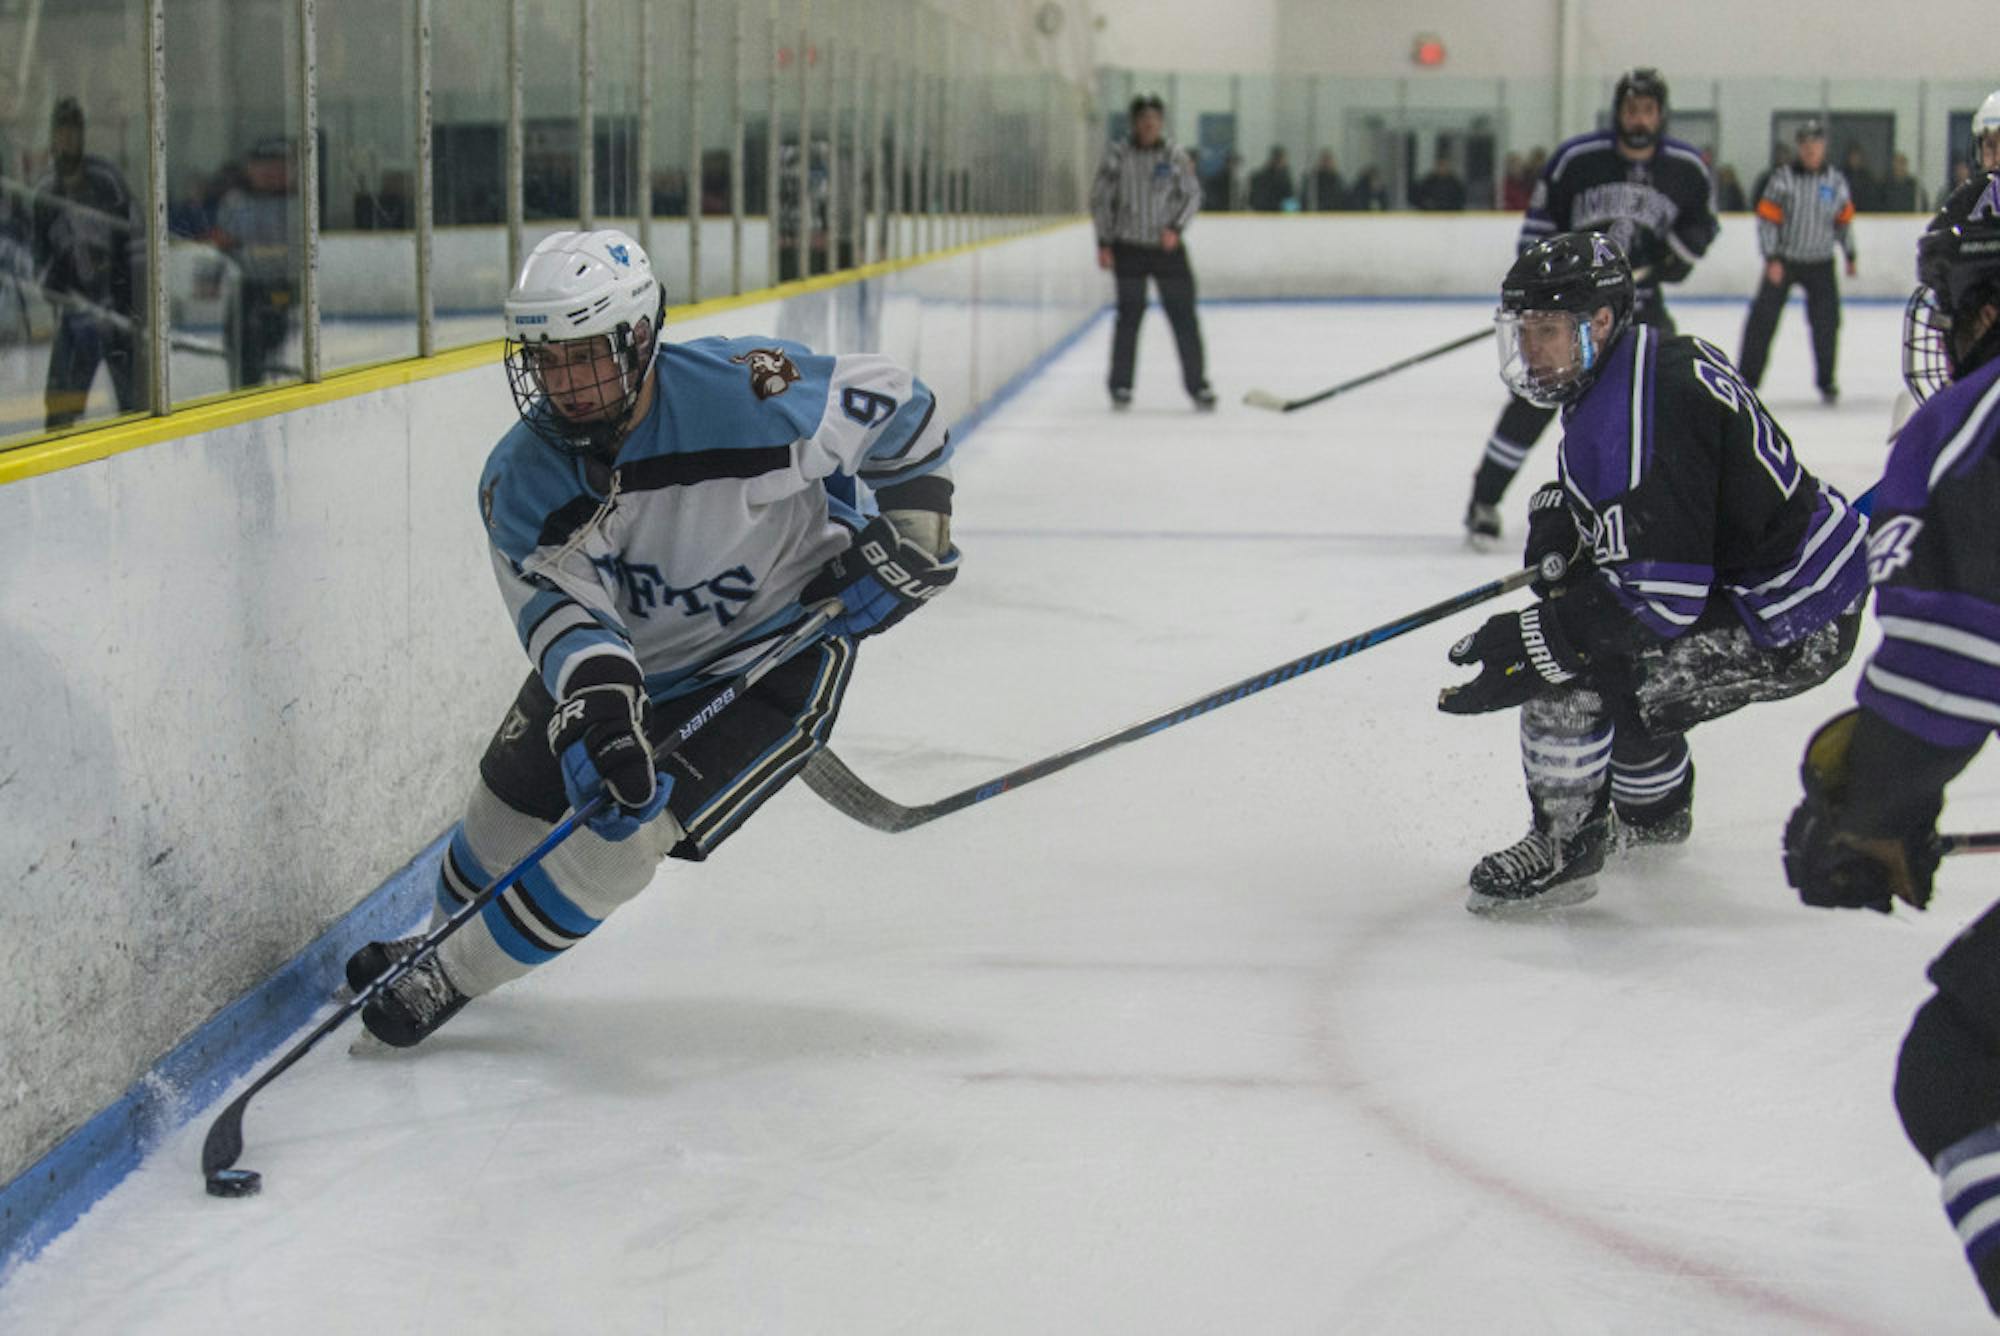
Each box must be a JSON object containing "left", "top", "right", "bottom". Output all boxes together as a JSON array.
[{"left": 349, "top": 229, "right": 959, "bottom": 1046}]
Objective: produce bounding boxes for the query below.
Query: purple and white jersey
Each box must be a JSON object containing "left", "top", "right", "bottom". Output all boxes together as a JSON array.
[
  {"left": 1555, "top": 327, "right": 1867, "bottom": 654},
  {"left": 1856, "top": 355, "right": 2000, "bottom": 748}
]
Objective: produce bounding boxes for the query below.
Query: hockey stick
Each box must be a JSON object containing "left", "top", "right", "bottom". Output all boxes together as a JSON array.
[
  {"left": 1942, "top": 831, "right": 2000, "bottom": 856},
  {"left": 801, "top": 560, "right": 1553, "bottom": 834},
  {"left": 199, "top": 605, "right": 837, "bottom": 1193},
  {"left": 1243, "top": 327, "right": 1495, "bottom": 413}
]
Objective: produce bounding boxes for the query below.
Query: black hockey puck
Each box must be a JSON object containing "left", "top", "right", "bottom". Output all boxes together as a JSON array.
[{"left": 205, "top": 1168, "right": 262, "bottom": 1199}]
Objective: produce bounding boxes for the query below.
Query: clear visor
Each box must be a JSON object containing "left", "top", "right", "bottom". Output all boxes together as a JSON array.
[{"left": 1495, "top": 307, "right": 1596, "bottom": 408}]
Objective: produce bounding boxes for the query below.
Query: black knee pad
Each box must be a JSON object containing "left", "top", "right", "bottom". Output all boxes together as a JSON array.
[{"left": 1896, "top": 993, "right": 2000, "bottom": 1163}]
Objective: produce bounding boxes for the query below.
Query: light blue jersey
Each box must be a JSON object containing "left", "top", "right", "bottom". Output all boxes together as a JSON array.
[{"left": 479, "top": 333, "right": 953, "bottom": 701}]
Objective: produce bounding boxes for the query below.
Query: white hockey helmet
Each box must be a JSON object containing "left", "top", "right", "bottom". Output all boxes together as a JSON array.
[
  {"left": 503, "top": 229, "right": 664, "bottom": 457},
  {"left": 1976, "top": 90, "right": 2000, "bottom": 170}
]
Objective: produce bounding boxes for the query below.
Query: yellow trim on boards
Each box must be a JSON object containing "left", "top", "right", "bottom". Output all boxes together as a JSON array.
[{"left": 0, "top": 217, "right": 1086, "bottom": 490}]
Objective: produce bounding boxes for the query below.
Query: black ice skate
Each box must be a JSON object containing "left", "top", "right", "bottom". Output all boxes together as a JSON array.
[
  {"left": 359, "top": 948, "right": 470, "bottom": 1048},
  {"left": 1192, "top": 385, "right": 1218, "bottom": 411},
  {"left": 1463, "top": 499, "right": 1502, "bottom": 546},
  {"left": 343, "top": 934, "right": 426, "bottom": 996},
  {"left": 1615, "top": 796, "right": 1693, "bottom": 849},
  {"left": 1467, "top": 815, "right": 1612, "bottom": 914}
]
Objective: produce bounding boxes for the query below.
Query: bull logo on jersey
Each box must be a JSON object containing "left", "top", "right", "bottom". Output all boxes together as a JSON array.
[
  {"left": 591, "top": 554, "right": 759, "bottom": 628},
  {"left": 1866, "top": 514, "right": 1924, "bottom": 584},
  {"left": 731, "top": 347, "right": 801, "bottom": 400}
]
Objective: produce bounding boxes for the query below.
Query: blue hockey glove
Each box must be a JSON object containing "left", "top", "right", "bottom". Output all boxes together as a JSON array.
[
  {"left": 547, "top": 680, "right": 673, "bottom": 841},
  {"left": 1437, "top": 603, "right": 1587, "bottom": 716},
  {"left": 802, "top": 514, "right": 960, "bottom": 640}
]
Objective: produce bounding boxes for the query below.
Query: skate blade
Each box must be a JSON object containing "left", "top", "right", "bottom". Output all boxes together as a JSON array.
[
  {"left": 1466, "top": 877, "right": 1600, "bottom": 916},
  {"left": 1463, "top": 530, "right": 1502, "bottom": 553},
  {"left": 347, "top": 1028, "right": 402, "bottom": 1058}
]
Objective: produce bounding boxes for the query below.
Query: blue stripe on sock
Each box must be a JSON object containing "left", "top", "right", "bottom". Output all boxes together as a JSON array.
[
  {"left": 517, "top": 861, "right": 603, "bottom": 937},
  {"left": 436, "top": 824, "right": 488, "bottom": 914},
  {"left": 481, "top": 895, "right": 564, "bottom": 965}
]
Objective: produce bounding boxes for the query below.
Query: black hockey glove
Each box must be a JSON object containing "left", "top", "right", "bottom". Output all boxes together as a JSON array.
[
  {"left": 801, "top": 513, "right": 960, "bottom": 640},
  {"left": 1522, "top": 483, "right": 1588, "bottom": 596},
  {"left": 1437, "top": 602, "right": 1587, "bottom": 716},
  {"left": 548, "top": 671, "right": 673, "bottom": 842},
  {"left": 1781, "top": 709, "right": 1938, "bottom": 913},
  {"left": 1653, "top": 246, "right": 1695, "bottom": 285}
]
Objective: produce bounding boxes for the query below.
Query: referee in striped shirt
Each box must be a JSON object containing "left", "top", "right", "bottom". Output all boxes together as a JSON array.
[
  {"left": 1091, "top": 94, "right": 1214, "bottom": 410},
  {"left": 1737, "top": 120, "right": 1857, "bottom": 404}
]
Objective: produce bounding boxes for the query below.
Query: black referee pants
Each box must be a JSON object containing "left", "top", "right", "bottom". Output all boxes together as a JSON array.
[
  {"left": 1109, "top": 241, "right": 1208, "bottom": 398},
  {"left": 1737, "top": 259, "right": 1840, "bottom": 394}
]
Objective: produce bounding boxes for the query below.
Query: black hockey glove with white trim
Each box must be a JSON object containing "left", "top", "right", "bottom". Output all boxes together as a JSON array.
[
  {"left": 547, "top": 668, "right": 672, "bottom": 842},
  {"left": 1522, "top": 483, "right": 1588, "bottom": 596},
  {"left": 1437, "top": 602, "right": 1587, "bottom": 716},
  {"left": 801, "top": 513, "right": 960, "bottom": 640}
]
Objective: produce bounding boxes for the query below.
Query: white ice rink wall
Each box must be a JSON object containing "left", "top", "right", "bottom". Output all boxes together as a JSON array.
[
  {"left": 0, "top": 219, "right": 1100, "bottom": 1264},
  {"left": 1186, "top": 213, "right": 1932, "bottom": 300}
]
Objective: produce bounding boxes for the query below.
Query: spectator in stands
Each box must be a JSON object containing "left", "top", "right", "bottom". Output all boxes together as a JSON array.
[
  {"left": 1409, "top": 152, "right": 1467, "bottom": 211},
  {"left": 212, "top": 137, "right": 299, "bottom": 388},
  {"left": 1308, "top": 149, "right": 1344, "bottom": 212},
  {"left": 1948, "top": 157, "right": 1975, "bottom": 202},
  {"left": 1247, "top": 146, "right": 1294, "bottom": 212},
  {"left": 1715, "top": 164, "right": 1748, "bottom": 211},
  {"left": 1843, "top": 143, "right": 1881, "bottom": 211},
  {"left": 1346, "top": 165, "right": 1389, "bottom": 211},
  {"left": 1202, "top": 151, "right": 1241, "bottom": 212},
  {"left": 1879, "top": 151, "right": 1925, "bottom": 212},
  {"left": 1500, "top": 152, "right": 1533, "bottom": 211},
  {"left": 32, "top": 97, "right": 144, "bottom": 429}
]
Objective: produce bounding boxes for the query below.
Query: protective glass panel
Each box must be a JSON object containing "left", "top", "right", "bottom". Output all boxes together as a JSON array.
[
  {"left": 168, "top": 0, "right": 307, "bottom": 402},
  {"left": 431, "top": 0, "right": 511, "bottom": 346},
  {"left": 1, "top": 1, "right": 149, "bottom": 445},
  {"left": 317, "top": 0, "right": 420, "bottom": 372}
]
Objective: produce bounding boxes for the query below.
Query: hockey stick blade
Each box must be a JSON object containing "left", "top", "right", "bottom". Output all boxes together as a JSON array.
[
  {"left": 1241, "top": 388, "right": 1291, "bottom": 411},
  {"left": 200, "top": 607, "right": 836, "bottom": 1187},
  {"left": 801, "top": 566, "right": 1539, "bottom": 834}
]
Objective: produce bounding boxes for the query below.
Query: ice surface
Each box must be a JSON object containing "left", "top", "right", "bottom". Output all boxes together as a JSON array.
[{"left": 3, "top": 298, "right": 1992, "bottom": 1334}]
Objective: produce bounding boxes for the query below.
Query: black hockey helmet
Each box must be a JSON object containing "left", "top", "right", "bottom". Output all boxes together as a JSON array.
[
  {"left": 1495, "top": 232, "right": 1636, "bottom": 407},
  {"left": 1612, "top": 67, "right": 1668, "bottom": 151},
  {"left": 1903, "top": 170, "right": 2000, "bottom": 401}
]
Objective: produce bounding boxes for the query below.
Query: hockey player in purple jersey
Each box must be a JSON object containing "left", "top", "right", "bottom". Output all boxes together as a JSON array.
[
  {"left": 347, "top": 229, "right": 959, "bottom": 1047},
  {"left": 1784, "top": 172, "right": 2000, "bottom": 1317},
  {"left": 1463, "top": 68, "right": 1720, "bottom": 543},
  {"left": 1439, "top": 231, "right": 1865, "bottom": 914}
]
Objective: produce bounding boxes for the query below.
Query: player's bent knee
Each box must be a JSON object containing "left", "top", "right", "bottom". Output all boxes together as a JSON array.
[{"left": 1896, "top": 994, "right": 2000, "bottom": 1162}]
